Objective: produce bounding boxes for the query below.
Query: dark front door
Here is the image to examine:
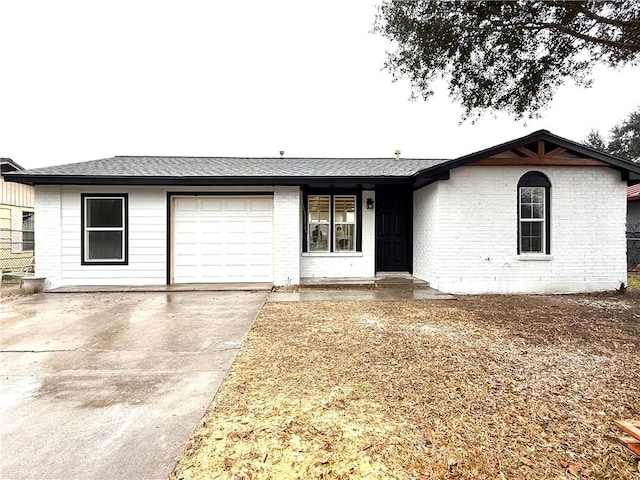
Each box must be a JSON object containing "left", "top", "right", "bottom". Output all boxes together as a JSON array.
[{"left": 375, "top": 186, "right": 412, "bottom": 272}]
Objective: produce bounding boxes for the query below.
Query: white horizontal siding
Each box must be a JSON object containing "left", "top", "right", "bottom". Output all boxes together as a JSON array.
[
  {"left": 42, "top": 185, "right": 277, "bottom": 288},
  {"left": 58, "top": 187, "right": 167, "bottom": 286}
]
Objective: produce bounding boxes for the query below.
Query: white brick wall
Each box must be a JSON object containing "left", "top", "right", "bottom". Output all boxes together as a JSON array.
[
  {"left": 34, "top": 185, "right": 63, "bottom": 289},
  {"left": 413, "top": 166, "right": 628, "bottom": 294},
  {"left": 273, "top": 186, "right": 301, "bottom": 286},
  {"left": 300, "top": 191, "right": 375, "bottom": 278}
]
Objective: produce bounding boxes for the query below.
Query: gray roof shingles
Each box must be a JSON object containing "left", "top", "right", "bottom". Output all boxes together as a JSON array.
[{"left": 12, "top": 156, "right": 451, "bottom": 179}]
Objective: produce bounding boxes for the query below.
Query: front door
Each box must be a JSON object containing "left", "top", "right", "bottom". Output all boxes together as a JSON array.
[{"left": 375, "top": 186, "right": 412, "bottom": 272}]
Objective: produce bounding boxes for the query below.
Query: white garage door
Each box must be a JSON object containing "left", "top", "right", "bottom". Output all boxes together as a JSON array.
[{"left": 173, "top": 196, "right": 273, "bottom": 283}]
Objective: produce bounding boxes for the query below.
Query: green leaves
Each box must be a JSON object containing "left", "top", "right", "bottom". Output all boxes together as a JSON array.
[
  {"left": 373, "top": 0, "right": 640, "bottom": 120},
  {"left": 585, "top": 107, "right": 640, "bottom": 162}
]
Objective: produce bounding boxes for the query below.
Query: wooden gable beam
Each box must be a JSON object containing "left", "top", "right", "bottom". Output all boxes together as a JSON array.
[
  {"left": 469, "top": 140, "right": 609, "bottom": 167},
  {"left": 543, "top": 147, "right": 566, "bottom": 159},
  {"left": 513, "top": 146, "right": 538, "bottom": 159}
]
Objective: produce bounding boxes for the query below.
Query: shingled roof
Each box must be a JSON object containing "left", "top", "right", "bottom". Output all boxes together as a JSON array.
[
  {"left": 5, "top": 130, "right": 640, "bottom": 187},
  {"left": 12, "top": 156, "right": 448, "bottom": 178},
  {"left": 4, "top": 156, "right": 451, "bottom": 186}
]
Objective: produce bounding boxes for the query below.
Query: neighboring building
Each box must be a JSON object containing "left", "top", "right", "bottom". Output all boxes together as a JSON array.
[
  {"left": 0, "top": 158, "right": 35, "bottom": 274},
  {"left": 5, "top": 130, "right": 640, "bottom": 294},
  {"left": 627, "top": 183, "right": 640, "bottom": 268}
]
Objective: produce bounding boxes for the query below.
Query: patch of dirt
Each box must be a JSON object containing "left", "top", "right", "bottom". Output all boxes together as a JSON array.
[
  {"left": 0, "top": 285, "right": 30, "bottom": 302},
  {"left": 171, "top": 294, "right": 640, "bottom": 480}
]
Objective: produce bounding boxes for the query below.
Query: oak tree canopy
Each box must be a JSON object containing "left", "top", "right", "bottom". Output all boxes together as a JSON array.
[
  {"left": 585, "top": 107, "right": 640, "bottom": 162},
  {"left": 373, "top": 1, "right": 640, "bottom": 120}
]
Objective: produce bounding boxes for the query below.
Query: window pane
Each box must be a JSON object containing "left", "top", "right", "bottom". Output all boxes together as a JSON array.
[
  {"left": 308, "top": 224, "right": 329, "bottom": 251},
  {"left": 531, "top": 188, "right": 543, "bottom": 203},
  {"left": 335, "top": 224, "right": 355, "bottom": 251},
  {"left": 531, "top": 238, "right": 542, "bottom": 252},
  {"left": 530, "top": 222, "right": 542, "bottom": 237},
  {"left": 334, "top": 196, "right": 355, "bottom": 223},
  {"left": 520, "top": 204, "right": 532, "bottom": 219},
  {"left": 22, "top": 211, "right": 34, "bottom": 250},
  {"left": 521, "top": 237, "right": 531, "bottom": 252},
  {"left": 520, "top": 188, "right": 531, "bottom": 203},
  {"left": 87, "top": 199, "right": 123, "bottom": 227},
  {"left": 88, "top": 231, "right": 123, "bottom": 260},
  {"left": 308, "top": 196, "right": 330, "bottom": 222},
  {"left": 532, "top": 203, "right": 544, "bottom": 218}
]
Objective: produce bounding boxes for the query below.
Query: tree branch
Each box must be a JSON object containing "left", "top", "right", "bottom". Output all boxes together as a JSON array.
[
  {"left": 491, "top": 21, "right": 640, "bottom": 51},
  {"left": 566, "top": 3, "right": 640, "bottom": 29}
]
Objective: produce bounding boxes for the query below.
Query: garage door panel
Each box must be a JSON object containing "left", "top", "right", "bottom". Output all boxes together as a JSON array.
[
  {"left": 175, "top": 199, "right": 198, "bottom": 211},
  {"left": 250, "top": 198, "right": 272, "bottom": 211},
  {"left": 201, "top": 199, "right": 223, "bottom": 211},
  {"left": 173, "top": 196, "right": 273, "bottom": 283}
]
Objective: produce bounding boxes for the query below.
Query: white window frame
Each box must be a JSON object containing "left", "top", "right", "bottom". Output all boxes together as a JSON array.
[
  {"left": 82, "top": 195, "right": 127, "bottom": 264},
  {"left": 518, "top": 186, "right": 546, "bottom": 254},
  {"left": 333, "top": 195, "right": 356, "bottom": 252},
  {"left": 307, "top": 195, "right": 331, "bottom": 252}
]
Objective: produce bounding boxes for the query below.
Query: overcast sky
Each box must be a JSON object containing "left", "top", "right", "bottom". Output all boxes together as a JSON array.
[{"left": 2, "top": 0, "right": 640, "bottom": 169}]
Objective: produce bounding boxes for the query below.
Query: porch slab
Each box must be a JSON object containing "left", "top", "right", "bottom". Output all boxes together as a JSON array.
[{"left": 300, "top": 272, "right": 430, "bottom": 289}]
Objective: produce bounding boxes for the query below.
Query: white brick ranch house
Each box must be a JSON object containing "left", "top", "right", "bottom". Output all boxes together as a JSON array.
[{"left": 6, "top": 130, "right": 640, "bottom": 294}]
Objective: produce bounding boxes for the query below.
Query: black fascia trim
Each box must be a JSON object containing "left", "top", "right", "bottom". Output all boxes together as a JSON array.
[
  {"left": 3, "top": 174, "right": 417, "bottom": 187},
  {"left": 302, "top": 187, "right": 363, "bottom": 253},
  {"left": 412, "top": 171, "right": 450, "bottom": 190},
  {"left": 81, "top": 193, "right": 129, "bottom": 266}
]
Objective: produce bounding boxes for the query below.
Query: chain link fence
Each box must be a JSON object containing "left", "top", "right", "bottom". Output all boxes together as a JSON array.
[
  {"left": 1, "top": 227, "right": 35, "bottom": 282},
  {"left": 628, "top": 222, "right": 640, "bottom": 271}
]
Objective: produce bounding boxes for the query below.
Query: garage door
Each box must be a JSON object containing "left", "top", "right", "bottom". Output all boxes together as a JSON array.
[{"left": 173, "top": 196, "right": 273, "bottom": 283}]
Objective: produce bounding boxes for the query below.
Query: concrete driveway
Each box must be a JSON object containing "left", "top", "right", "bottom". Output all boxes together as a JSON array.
[{"left": 0, "top": 290, "right": 267, "bottom": 480}]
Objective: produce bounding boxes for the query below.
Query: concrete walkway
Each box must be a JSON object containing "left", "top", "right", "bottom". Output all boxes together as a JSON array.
[{"left": 0, "top": 290, "right": 267, "bottom": 480}]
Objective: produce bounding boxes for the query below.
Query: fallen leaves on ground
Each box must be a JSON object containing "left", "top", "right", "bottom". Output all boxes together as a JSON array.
[{"left": 171, "top": 293, "right": 640, "bottom": 480}]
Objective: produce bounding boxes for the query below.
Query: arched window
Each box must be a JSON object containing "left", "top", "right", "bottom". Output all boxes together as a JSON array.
[{"left": 518, "top": 171, "right": 550, "bottom": 254}]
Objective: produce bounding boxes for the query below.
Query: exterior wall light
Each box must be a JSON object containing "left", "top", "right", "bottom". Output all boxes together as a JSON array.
[{"left": 366, "top": 198, "right": 374, "bottom": 210}]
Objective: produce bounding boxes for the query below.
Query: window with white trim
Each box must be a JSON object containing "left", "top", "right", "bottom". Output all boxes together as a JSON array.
[
  {"left": 333, "top": 196, "right": 356, "bottom": 251},
  {"left": 306, "top": 194, "right": 358, "bottom": 252},
  {"left": 82, "top": 194, "right": 128, "bottom": 264},
  {"left": 518, "top": 172, "right": 550, "bottom": 254},
  {"left": 308, "top": 195, "right": 330, "bottom": 251}
]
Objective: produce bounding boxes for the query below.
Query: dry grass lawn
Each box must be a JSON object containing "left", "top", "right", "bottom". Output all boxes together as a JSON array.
[{"left": 172, "top": 293, "right": 640, "bottom": 480}]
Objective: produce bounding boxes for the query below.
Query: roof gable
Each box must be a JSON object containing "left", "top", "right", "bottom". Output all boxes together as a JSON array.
[
  {"left": 0, "top": 158, "right": 23, "bottom": 174},
  {"left": 412, "top": 130, "right": 640, "bottom": 187}
]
